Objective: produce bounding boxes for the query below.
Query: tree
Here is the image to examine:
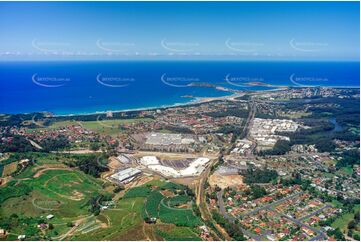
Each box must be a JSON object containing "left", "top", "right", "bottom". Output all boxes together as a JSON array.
[
  {"left": 336, "top": 149, "right": 360, "bottom": 169},
  {"left": 353, "top": 233, "right": 360, "bottom": 241},
  {"left": 113, "top": 186, "right": 124, "bottom": 193},
  {"left": 0, "top": 135, "right": 35, "bottom": 152},
  {"left": 250, "top": 185, "right": 267, "bottom": 199},
  {"left": 348, "top": 220, "right": 356, "bottom": 230},
  {"left": 90, "top": 142, "right": 100, "bottom": 151},
  {"left": 244, "top": 168, "right": 278, "bottom": 184},
  {"left": 75, "top": 154, "right": 109, "bottom": 178},
  {"left": 39, "top": 135, "right": 70, "bottom": 152},
  {"left": 259, "top": 140, "right": 291, "bottom": 156},
  {"left": 332, "top": 228, "right": 345, "bottom": 241},
  {"left": 315, "top": 139, "right": 336, "bottom": 152}
]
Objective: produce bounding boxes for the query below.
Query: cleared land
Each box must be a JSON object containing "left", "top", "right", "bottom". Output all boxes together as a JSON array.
[
  {"left": 209, "top": 173, "right": 244, "bottom": 189},
  {"left": 2, "top": 161, "right": 18, "bottom": 176},
  {"left": 29, "top": 118, "right": 153, "bottom": 136}
]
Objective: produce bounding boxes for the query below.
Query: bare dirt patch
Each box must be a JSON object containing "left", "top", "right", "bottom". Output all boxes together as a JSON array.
[
  {"left": 160, "top": 190, "right": 174, "bottom": 197},
  {"left": 127, "top": 175, "right": 153, "bottom": 189},
  {"left": 209, "top": 173, "right": 244, "bottom": 189},
  {"left": 2, "top": 162, "right": 18, "bottom": 176},
  {"left": 71, "top": 190, "right": 85, "bottom": 201},
  {"left": 0, "top": 177, "right": 12, "bottom": 186},
  {"left": 108, "top": 157, "right": 123, "bottom": 170},
  {"left": 170, "top": 176, "right": 198, "bottom": 188}
]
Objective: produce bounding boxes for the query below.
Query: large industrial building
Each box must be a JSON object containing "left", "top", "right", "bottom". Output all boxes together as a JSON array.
[
  {"left": 139, "top": 155, "right": 210, "bottom": 178},
  {"left": 109, "top": 167, "right": 142, "bottom": 184},
  {"left": 141, "top": 132, "right": 197, "bottom": 152},
  {"left": 116, "top": 154, "right": 131, "bottom": 164},
  {"left": 145, "top": 133, "right": 195, "bottom": 145},
  {"left": 140, "top": 156, "right": 160, "bottom": 166}
]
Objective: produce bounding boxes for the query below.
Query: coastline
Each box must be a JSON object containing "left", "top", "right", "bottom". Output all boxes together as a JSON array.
[
  {"left": 53, "top": 92, "right": 243, "bottom": 117},
  {"left": 3, "top": 85, "right": 359, "bottom": 117},
  {"left": 52, "top": 84, "right": 288, "bottom": 117}
]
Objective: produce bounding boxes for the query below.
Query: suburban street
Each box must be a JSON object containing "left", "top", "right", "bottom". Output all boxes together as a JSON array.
[{"left": 217, "top": 190, "right": 329, "bottom": 241}]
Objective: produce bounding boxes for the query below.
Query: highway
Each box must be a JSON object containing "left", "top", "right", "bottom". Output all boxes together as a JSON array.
[
  {"left": 195, "top": 156, "right": 230, "bottom": 240},
  {"left": 210, "top": 100, "right": 259, "bottom": 240}
]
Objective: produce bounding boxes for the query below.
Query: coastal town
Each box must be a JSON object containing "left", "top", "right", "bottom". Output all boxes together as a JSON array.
[
  {"left": 0, "top": 87, "right": 359, "bottom": 241},
  {"left": 0, "top": 0, "right": 359, "bottom": 241}
]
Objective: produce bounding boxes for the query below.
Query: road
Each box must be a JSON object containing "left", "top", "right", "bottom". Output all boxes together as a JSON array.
[
  {"left": 244, "top": 100, "right": 256, "bottom": 140},
  {"left": 213, "top": 97, "right": 331, "bottom": 241},
  {"left": 299, "top": 204, "right": 331, "bottom": 221},
  {"left": 268, "top": 208, "right": 327, "bottom": 241},
  {"left": 217, "top": 189, "right": 329, "bottom": 241},
  {"left": 27, "top": 138, "right": 43, "bottom": 150},
  {"left": 195, "top": 157, "right": 230, "bottom": 240},
  {"left": 226, "top": 99, "right": 256, "bottom": 156},
  {"left": 239, "top": 192, "right": 303, "bottom": 218},
  {"left": 217, "top": 190, "right": 262, "bottom": 241},
  {"left": 217, "top": 190, "right": 302, "bottom": 240},
  {"left": 208, "top": 99, "right": 258, "bottom": 240}
]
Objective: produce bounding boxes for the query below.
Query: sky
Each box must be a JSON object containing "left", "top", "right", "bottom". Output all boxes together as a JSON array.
[{"left": 0, "top": 1, "right": 359, "bottom": 61}]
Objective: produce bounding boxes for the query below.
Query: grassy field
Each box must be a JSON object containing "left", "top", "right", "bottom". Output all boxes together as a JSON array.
[
  {"left": 0, "top": 153, "right": 201, "bottom": 241},
  {"left": 124, "top": 181, "right": 202, "bottom": 228},
  {"left": 12, "top": 165, "right": 37, "bottom": 179},
  {"left": 0, "top": 156, "right": 17, "bottom": 178},
  {"left": 159, "top": 199, "right": 201, "bottom": 227},
  {"left": 81, "top": 118, "right": 153, "bottom": 136},
  {"left": 340, "top": 166, "right": 354, "bottom": 176},
  {"left": 168, "top": 195, "right": 192, "bottom": 207},
  {"left": 282, "top": 111, "right": 311, "bottom": 119},
  {"left": 109, "top": 180, "right": 202, "bottom": 240},
  {"left": 29, "top": 118, "right": 153, "bottom": 136},
  {"left": 1, "top": 169, "right": 104, "bottom": 218},
  {"left": 70, "top": 197, "right": 146, "bottom": 240},
  {"left": 123, "top": 186, "right": 152, "bottom": 198},
  {"left": 331, "top": 205, "right": 360, "bottom": 233},
  {"left": 33, "top": 152, "right": 73, "bottom": 165},
  {"left": 144, "top": 191, "right": 164, "bottom": 218},
  {"left": 156, "top": 226, "right": 202, "bottom": 241},
  {"left": 0, "top": 164, "right": 111, "bottom": 240}
]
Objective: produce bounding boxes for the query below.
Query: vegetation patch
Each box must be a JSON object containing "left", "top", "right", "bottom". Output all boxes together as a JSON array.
[
  {"left": 168, "top": 195, "right": 191, "bottom": 207},
  {"left": 71, "top": 197, "right": 146, "bottom": 240},
  {"left": 0, "top": 182, "right": 32, "bottom": 203},
  {"left": 144, "top": 191, "right": 164, "bottom": 218},
  {"left": 123, "top": 186, "right": 152, "bottom": 198},
  {"left": 156, "top": 227, "right": 201, "bottom": 241},
  {"left": 159, "top": 199, "right": 201, "bottom": 227}
]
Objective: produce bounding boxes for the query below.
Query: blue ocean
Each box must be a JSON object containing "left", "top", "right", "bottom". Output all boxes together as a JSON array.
[{"left": 0, "top": 61, "right": 359, "bottom": 115}]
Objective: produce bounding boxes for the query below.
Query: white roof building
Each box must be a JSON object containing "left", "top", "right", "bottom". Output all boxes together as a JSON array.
[
  {"left": 18, "top": 235, "right": 26, "bottom": 240},
  {"left": 145, "top": 157, "right": 210, "bottom": 178},
  {"left": 117, "top": 154, "right": 130, "bottom": 164},
  {"left": 148, "top": 165, "right": 180, "bottom": 178},
  {"left": 110, "top": 168, "right": 142, "bottom": 183},
  {"left": 140, "top": 156, "right": 160, "bottom": 166},
  {"left": 180, "top": 157, "right": 210, "bottom": 176}
]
